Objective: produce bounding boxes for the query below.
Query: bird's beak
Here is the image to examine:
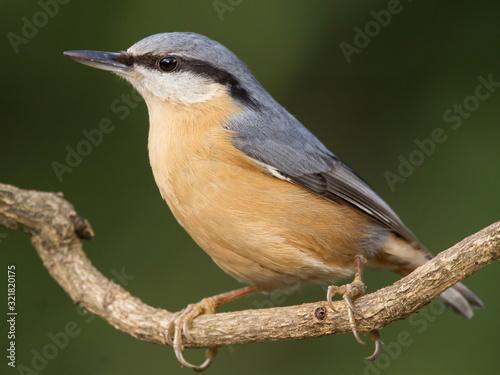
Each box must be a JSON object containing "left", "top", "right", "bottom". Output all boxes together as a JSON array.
[{"left": 63, "top": 50, "right": 132, "bottom": 75}]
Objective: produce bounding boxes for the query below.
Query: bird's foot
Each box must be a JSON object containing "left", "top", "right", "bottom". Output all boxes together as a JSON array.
[
  {"left": 327, "top": 255, "right": 382, "bottom": 360},
  {"left": 166, "top": 297, "right": 218, "bottom": 372},
  {"left": 165, "top": 285, "right": 258, "bottom": 372}
]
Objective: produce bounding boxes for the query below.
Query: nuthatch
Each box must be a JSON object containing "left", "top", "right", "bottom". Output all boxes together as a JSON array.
[{"left": 64, "top": 32, "right": 484, "bottom": 371}]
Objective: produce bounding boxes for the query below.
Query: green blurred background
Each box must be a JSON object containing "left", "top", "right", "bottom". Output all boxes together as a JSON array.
[{"left": 1, "top": 1, "right": 499, "bottom": 374}]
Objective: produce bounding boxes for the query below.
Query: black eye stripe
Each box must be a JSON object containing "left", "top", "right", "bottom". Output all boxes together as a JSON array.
[
  {"left": 182, "top": 58, "right": 259, "bottom": 108},
  {"left": 123, "top": 52, "right": 259, "bottom": 108},
  {"left": 115, "top": 52, "right": 135, "bottom": 66},
  {"left": 113, "top": 52, "right": 156, "bottom": 68}
]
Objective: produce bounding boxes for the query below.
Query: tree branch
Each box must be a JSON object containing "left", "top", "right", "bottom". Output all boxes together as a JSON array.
[{"left": 0, "top": 182, "right": 498, "bottom": 349}]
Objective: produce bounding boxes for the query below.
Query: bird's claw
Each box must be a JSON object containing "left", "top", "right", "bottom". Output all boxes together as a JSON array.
[
  {"left": 165, "top": 298, "right": 218, "bottom": 372},
  {"left": 164, "top": 286, "right": 258, "bottom": 371},
  {"left": 327, "top": 255, "right": 382, "bottom": 359},
  {"left": 363, "top": 330, "right": 382, "bottom": 361},
  {"left": 327, "top": 282, "right": 366, "bottom": 345}
]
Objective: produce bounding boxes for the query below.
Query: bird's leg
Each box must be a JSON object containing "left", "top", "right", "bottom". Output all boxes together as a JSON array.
[
  {"left": 327, "top": 255, "right": 382, "bottom": 360},
  {"left": 166, "top": 285, "right": 258, "bottom": 372},
  {"left": 327, "top": 255, "right": 367, "bottom": 344}
]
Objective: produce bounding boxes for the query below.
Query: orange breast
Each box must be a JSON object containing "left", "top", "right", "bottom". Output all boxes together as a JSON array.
[{"left": 146, "top": 92, "right": 376, "bottom": 290}]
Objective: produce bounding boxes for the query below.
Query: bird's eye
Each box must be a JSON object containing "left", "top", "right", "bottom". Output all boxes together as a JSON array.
[{"left": 159, "top": 56, "right": 178, "bottom": 72}]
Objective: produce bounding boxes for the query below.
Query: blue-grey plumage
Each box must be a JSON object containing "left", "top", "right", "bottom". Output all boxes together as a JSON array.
[
  {"left": 120, "top": 33, "right": 421, "bottom": 244},
  {"left": 64, "top": 32, "right": 484, "bottom": 370},
  {"left": 65, "top": 30, "right": 483, "bottom": 313}
]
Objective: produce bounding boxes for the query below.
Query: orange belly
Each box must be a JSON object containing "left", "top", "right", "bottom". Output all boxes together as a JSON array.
[{"left": 146, "top": 92, "right": 390, "bottom": 290}]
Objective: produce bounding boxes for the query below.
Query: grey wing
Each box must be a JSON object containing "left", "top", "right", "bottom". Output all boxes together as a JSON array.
[{"left": 227, "top": 106, "right": 420, "bottom": 246}]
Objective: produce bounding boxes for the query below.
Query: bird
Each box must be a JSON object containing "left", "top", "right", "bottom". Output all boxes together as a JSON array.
[{"left": 64, "top": 32, "right": 484, "bottom": 371}]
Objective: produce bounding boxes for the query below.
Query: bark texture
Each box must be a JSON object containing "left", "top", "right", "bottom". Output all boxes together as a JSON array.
[{"left": 0, "top": 183, "right": 497, "bottom": 348}]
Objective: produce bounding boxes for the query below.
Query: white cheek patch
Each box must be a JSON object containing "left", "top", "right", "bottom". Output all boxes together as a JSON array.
[{"left": 129, "top": 66, "right": 226, "bottom": 104}]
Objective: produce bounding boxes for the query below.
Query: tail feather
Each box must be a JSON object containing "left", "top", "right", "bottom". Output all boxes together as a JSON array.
[
  {"left": 377, "top": 234, "right": 484, "bottom": 318},
  {"left": 451, "top": 282, "right": 485, "bottom": 309},
  {"left": 438, "top": 282, "right": 484, "bottom": 318}
]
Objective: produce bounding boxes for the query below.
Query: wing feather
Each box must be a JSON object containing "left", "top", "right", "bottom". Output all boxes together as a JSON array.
[{"left": 227, "top": 107, "right": 420, "bottom": 245}]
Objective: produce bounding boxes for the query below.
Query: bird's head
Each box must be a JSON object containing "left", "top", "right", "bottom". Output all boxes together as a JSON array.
[{"left": 64, "top": 32, "right": 260, "bottom": 110}]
